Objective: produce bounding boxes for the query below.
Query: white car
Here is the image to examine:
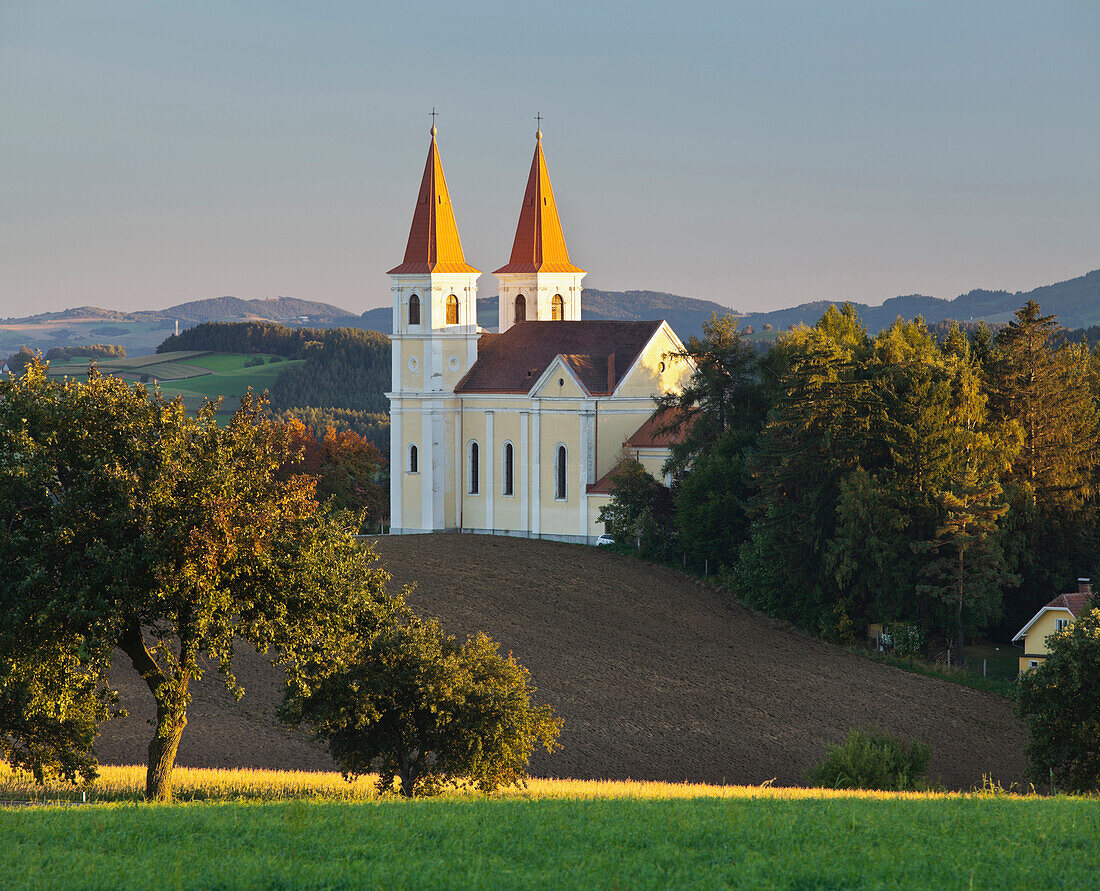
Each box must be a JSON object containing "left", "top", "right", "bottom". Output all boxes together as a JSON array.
[{"left": 595, "top": 534, "right": 615, "bottom": 547}]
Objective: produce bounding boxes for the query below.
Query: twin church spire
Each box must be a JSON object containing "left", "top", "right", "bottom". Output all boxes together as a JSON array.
[{"left": 389, "top": 124, "right": 584, "bottom": 285}]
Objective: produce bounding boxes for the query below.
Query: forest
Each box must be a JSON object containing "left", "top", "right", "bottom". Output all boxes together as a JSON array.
[
  {"left": 600, "top": 301, "right": 1100, "bottom": 662},
  {"left": 156, "top": 321, "right": 391, "bottom": 427}
]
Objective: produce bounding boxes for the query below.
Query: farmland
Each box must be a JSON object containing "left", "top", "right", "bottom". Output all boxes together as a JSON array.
[
  {"left": 47, "top": 351, "right": 303, "bottom": 418},
  {"left": 95, "top": 534, "right": 1028, "bottom": 790}
]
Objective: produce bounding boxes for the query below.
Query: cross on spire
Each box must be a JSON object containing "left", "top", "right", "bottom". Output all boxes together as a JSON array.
[
  {"left": 535, "top": 111, "right": 543, "bottom": 137},
  {"left": 430, "top": 107, "right": 438, "bottom": 134}
]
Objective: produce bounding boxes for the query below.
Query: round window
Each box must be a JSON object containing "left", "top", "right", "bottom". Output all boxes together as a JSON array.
[
  {"left": 448, "top": 356, "right": 460, "bottom": 371},
  {"left": 408, "top": 356, "right": 419, "bottom": 372},
  {"left": 658, "top": 361, "right": 666, "bottom": 373}
]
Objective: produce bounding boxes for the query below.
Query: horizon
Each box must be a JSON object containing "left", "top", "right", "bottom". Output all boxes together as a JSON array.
[{"left": 4, "top": 2, "right": 1098, "bottom": 318}]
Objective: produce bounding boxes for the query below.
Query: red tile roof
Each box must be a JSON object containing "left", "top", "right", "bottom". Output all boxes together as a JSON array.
[
  {"left": 625, "top": 407, "right": 694, "bottom": 448},
  {"left": 586, "top": 467, "right": 618, "bottom": 495},
  {"left": 494, "top": 132, "right": 585, "bottom": 275},
  {"left": 1042, "top": 592, "right": 1092, "bottom": 617},
  {"left": 455, "top": 320, "right": 662, "bottom": 395},
  {"left": 388, "top": 128, "right": 480, "bottom": 276}
]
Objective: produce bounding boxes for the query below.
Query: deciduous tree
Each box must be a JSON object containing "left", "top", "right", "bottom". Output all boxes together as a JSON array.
[
  {"left": 0, "top": 361, "right": 391, "bottom": 800},
  {"left": 283, "top": 598, "right": 562, "bottom": 797}
]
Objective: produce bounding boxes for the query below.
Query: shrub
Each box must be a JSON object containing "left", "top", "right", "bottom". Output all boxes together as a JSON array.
[
  {"left": 807, "top": 728, "right": 932, "bottom": 791},
  {"left": 244, "top": 355, "right": 266, "bottom": 367},
  {"left": 1016, "top": 606, "right": 1100, "bottom": 793},
  {"left": 883, "top": 622, "right": 925, "bottom": 658},
  {"left": 283, "top": 600, "right": 562, "bottom": 797}
]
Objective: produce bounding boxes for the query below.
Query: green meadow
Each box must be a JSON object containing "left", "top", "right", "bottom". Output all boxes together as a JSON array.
[
  {"left": 2, "top": 794, "right": 1096, "bottom": 889},
  {"left": 48, "top": 351, "right": 304, "bottom": 418}
]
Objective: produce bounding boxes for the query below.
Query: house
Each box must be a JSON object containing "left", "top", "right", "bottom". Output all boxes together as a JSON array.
[
  {"left": 386, "top": 125, "right": 692, "bottom": 542},
  {"left": 1012, "top": 578, "right": 1093, "bottom": 672}
]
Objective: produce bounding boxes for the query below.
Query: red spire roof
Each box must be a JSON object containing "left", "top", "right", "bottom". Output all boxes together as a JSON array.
[
  {"left": 388, "top": 127, "right": 480, "bottom": 276},
  {"left": 494, "top": 131, "right": 585, "bottom": 275}
]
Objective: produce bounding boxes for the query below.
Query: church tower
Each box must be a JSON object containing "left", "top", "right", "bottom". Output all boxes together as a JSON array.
[
  {"left": 495, "top": 129, "right": 586, "bottom": 332},
  {"left": 388, "top": 125, "right": 480, "bottom": 533}
]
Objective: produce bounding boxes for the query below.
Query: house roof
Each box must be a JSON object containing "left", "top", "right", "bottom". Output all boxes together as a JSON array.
[
  {"left": 1012, "top": 591, "right": 1093, "bottom": 642},
  {"left": 387, "top": 128, "right": 480, "bottom": 276},
  {"left": 494, "top": 131, "right": 585, "bottom": 275},
  {"left": 455, "top": 320, "right": 663, "bottom": 395},
  {"left": 626, "top": 407, "right": 694, "bottom": 449}
]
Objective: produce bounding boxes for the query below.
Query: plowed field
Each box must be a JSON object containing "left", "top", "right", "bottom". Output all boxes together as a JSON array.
[{"left": 96, "top": 534, "right": 1027, "bottom": 789}]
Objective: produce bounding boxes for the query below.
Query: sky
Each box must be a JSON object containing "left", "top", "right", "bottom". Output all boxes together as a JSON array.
[{"left": 2, "top": 1, "right": 1098, "bottom": 318}]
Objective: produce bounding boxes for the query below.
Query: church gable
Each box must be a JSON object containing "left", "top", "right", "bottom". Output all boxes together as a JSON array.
[
  {"left": 611, "top": 322, "right": 691, "bottom": 399},
  {"left": 530, "top": 356, "right": 590, "bottom": 398}
]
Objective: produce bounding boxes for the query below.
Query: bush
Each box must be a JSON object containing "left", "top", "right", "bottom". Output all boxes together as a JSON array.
[
  {"left": 1016, "top": 606, "right": 1100, "bottom": 792},
  {"left": 283, "top": 600, "right": 562, "bottom": 797},
  {"left": 806, "top": 728, "right": 932, "bottom": 791},
  {"left": 244, "top": 355, "right": 266, "bottom": 367},
  {"left": 882, "top": 622, "right": 925, "bottom": 658}
]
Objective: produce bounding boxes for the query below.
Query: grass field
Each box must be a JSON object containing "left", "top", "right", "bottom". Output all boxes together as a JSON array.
[
  {"left": 46, "top": 351, "right": 303, "bottom": 419},
  {"left": 1, "top": 781, "right": 1096, "bottom": 889}
]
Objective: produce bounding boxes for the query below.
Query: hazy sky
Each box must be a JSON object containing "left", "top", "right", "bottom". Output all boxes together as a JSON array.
[{"left": 3, "top": 1, "right": 1098, "bottom": 317}]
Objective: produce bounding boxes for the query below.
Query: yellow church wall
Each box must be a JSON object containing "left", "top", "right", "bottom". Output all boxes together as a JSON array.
[
  {"left": 399, "top": 339, "right": 425, "bottom": 391},
  {"left": 612, "top": 326, "right": 691, "bottom": 399},
  {"left": 593, "top": 402, "right": 666, "bottom": 479},
  {"left": 399, "top": 408, "right": 424, "bottom": 523},
  {"left": 532, "top": 362, "right": 588, "bottom": 400}
]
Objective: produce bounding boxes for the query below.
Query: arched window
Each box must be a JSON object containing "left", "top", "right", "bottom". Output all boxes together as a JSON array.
[
  {"left": 502, "top": 442, "right": 514, "bottom": 496},
  {"left": 408, "top": 294, "right": 420, "bottom": 326},
  {"left": 514, "top": 294, "right": 526, "bottom": 324},
  {"left": 447, "top": 294, "right": 459, "bottom": 325},
  {"left": 408, "top": 444, "right": 418, "bottom": 474},
  {"left": 468, "top": 441, "right": 479, "bottom": 495},
  {"left": 555, "top": 444, "right": 567, "bottom": 500},
  {"left": 551, "top": 294, "right": 564, "bottom": 321}
]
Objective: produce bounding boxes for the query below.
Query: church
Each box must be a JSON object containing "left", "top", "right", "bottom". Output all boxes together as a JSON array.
[{"left": 386, "top": 125, "right": 692, "bottom": 543}]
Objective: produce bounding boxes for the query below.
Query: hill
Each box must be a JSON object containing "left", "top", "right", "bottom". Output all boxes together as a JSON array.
[
  {"left": 1, "top": 297, "right": 361, "bottom": 357},
  {"left": 95, "top": 535, "right": 1026, "bottom": 789},
  {"left": 736, "top": 268, "right": 1100, "bottom": 334}
]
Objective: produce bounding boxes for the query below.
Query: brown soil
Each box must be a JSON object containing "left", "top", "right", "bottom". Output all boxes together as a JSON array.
[{"left": 96, "top": 534, "right": 1028, "bottom": 789}]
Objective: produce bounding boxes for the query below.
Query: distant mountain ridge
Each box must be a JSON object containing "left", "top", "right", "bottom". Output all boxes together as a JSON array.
[
  {"left": 5, "top": 268, "right": 1098, "bottom": 357},
  {"left": 734, "top": 269, "right": 1100, "bottom": 334},
  {"left": 1, "top": 296, "right": 357, "bottom": 326}
]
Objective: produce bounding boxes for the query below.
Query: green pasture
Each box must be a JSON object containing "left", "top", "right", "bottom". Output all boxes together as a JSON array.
[
  {"left": 46, "top": 352, "right": 304, "bottom": 419},
  {"left": 1, "top": 796, "right": 1096, "bottom": 889}
]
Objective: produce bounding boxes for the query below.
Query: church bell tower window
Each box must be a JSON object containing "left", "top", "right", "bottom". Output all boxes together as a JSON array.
[
  {"left": 447, "top": 294, "right": 459, "bottom": 325},
  {"left": 551, "top": 294, "right": 564, "bottom": 321},
  {"left": 408, "top": 294, "right": 420, "bottom": 326},
  {"left": 515, "top": 294, "right": 526, "bottom": 324}
]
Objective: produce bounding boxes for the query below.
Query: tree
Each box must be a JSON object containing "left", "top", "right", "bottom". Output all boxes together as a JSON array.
[
  {"left": 1016, "top": 606, "right": 1100, "bottom": 792},
  {"left": 0, "top": 360, "right": 392, "bottom": 800},
  {"left": 596, "top": 455, "right": 674, "bottom": 558},
  {"left": 655, "top": 313, "right": 765, "bottom": 479},
  {"left": 283, "top": 598, "right": 562, "bottom": 797},
  {"left": 279, "top": 419, "right": 387, "bottom": 529}
]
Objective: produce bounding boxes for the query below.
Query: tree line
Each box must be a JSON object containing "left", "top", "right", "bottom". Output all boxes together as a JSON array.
[
  {"left": 601, "top": 301, "right": 1100, "bottom": 664},
  {"left": 156, "top": 321, "right": 392, "bottom": 423}
]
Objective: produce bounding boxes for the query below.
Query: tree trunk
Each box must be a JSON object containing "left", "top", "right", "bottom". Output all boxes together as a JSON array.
[
  {"left": 147, "top": 710, "right": 187, "bottom": 801},
  {"left": 118, "top": 618, "right": 192, "bottom": 802},
  {"left": 955, "top": 548, "right": 967, "bottom": 666}
]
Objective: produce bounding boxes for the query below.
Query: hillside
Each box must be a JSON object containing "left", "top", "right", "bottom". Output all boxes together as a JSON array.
[
  {"left": 95, "top": 535, "right": 1027, "bottom": 789},
  {"left": 736, "top": 268, "right": 1100, "bottom": 334}
]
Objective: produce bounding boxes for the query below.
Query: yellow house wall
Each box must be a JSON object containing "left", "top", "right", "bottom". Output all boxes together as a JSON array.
[{"left": 1023, "top": 611, "right": 1074, "bottom": 658}]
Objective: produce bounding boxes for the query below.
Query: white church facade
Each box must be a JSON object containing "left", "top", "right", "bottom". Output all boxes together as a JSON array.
[{"left": 386, "top": 126, "right": 692, "bottom": 543}]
